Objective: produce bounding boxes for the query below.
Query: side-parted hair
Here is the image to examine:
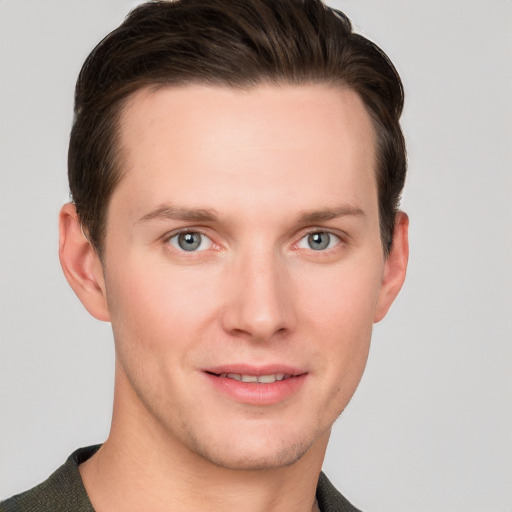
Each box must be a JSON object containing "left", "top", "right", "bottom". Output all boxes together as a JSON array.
[{"left": 69, "top": 0, "right": 406, "bottom": 257}]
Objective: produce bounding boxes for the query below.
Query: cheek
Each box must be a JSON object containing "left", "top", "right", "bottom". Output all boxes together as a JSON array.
[
  {"left": 298, "top": 258, "right": 382, "bottom": 390},
  {"left": 298, "top": 258, "right": 383, "bottom": 332},
  {"left": 103, "top": 262, "right": 212, "bottom": 408},
  {"left": 104, "top": 259, "right": 221, "bottom": 353}
]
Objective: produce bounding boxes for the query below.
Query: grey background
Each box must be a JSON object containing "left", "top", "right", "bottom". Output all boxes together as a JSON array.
[{"left": 1, "top": 1, "right": 511, "bottom": 510}]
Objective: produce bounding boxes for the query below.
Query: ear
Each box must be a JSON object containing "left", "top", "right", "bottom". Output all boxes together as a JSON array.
[
  {"left": 59, "top": 203, "right": 111, "bottom": 322},
  {"left": 374, "top": 211, "right": 409, "bottom": 323}
]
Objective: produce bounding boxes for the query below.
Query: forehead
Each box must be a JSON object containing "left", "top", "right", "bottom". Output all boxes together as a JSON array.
[{"left": 113, "top": 84, "right": 378, "bottom": 220}]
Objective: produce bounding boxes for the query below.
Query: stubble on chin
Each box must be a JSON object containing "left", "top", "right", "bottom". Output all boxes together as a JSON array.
[{"left": 175, "top": 418, "right": 331, "bottom": 472}]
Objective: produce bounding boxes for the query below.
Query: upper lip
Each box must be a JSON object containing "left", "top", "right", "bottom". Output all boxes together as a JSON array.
[{"left": 204, "top": 364, "right": 306, "bottom": 377}]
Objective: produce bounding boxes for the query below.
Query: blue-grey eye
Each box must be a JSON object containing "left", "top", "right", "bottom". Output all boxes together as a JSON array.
[
  {"left": 168, "top": 231, "right": 212, "bottom": 252},
  {"left": 297, "top": 232, "right": 340, "bottom": 251}
]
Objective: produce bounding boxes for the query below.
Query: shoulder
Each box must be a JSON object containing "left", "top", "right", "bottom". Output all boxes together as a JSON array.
[
  {"left": 317, "top": 472, "right": 363, "bottom": 512},
  {"left": 0, "top": 446, "right": 100, "bottom": 512}
]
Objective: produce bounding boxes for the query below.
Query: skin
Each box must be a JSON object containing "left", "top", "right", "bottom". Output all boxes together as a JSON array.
[{"left": 59, "top": 84, "right": 408, "bottom": 512}]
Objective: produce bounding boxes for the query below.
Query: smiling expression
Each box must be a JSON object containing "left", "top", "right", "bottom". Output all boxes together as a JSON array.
[{"left": 91, "top": 84, "right": 404, "bottom": 470}]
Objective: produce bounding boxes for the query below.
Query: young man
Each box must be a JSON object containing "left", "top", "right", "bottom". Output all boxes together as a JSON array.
[{"left": 1, "top": 0, "right": 408, "bottom": 511}]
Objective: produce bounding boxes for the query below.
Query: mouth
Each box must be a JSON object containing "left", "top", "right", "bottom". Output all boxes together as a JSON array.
[
  {"left": 203, "top": 366, "right": 307, "bottom": 405},
  {"left": 206, "top": 372, "right": 293, "bottom": 384}
]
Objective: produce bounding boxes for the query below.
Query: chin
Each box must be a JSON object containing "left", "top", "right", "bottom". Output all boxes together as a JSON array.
[
  {"left": 196, "top": 439, "right": 311, "bottom": 471},
  {"left": 182, "top": 420, "right": 327, "bottom": 471}
]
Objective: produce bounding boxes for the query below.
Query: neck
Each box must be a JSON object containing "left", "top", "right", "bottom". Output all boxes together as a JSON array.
[{"left": 80, "top": 369, "right": 329, "bottom": 512}]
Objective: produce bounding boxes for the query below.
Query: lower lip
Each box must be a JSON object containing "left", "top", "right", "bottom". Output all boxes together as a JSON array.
[{"left": 203, "top": 372, "right": 307, "bottom": 406}]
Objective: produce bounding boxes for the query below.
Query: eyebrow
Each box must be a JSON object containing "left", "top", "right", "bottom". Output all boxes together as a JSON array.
[
  {"left": 136, "top": 204, "right": 219, "bottom": 224},
  {"left": 296, "top": 205, "right": 365, "bottom": 224},
  {"left": 136, "top": 203, "right": 365, "bottom": 225}
]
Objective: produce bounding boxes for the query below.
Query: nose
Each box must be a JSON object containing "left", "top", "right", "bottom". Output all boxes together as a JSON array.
[{"left": 220, "top": 249, "right": 297, "bottom": 342}]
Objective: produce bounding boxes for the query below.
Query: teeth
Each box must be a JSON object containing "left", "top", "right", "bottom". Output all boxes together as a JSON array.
[
  {"left": 257, "top": 374, "right": 276, "bottom": 383},
  {"left": 221, "top": 373, "right": 290, "bottom": 383}
]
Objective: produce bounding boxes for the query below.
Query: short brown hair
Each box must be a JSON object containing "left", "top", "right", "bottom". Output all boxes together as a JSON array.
[{"left": 69, "top": 0, "right": 406, "bottom": 256}]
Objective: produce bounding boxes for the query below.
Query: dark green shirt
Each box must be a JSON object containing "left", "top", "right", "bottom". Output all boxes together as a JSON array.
[{"left": 1, "top": 446, "right": 362, "bottom": 512}]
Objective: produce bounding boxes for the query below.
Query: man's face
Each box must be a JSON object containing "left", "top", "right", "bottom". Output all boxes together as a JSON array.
[{"left": 100, "top": 84, "right": 398, "bottom": 469}]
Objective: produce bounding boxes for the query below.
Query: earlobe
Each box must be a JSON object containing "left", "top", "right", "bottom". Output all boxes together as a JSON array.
[
  {"left": 59, "top": 203, "right": 111, "bottom": 322},
  {"left": 374, "top": 211, "right": 409, "bottom": 323}
]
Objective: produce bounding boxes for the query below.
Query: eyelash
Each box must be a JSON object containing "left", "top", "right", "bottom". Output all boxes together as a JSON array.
[
  {"left": 163, "top": 228, "right": 345, "bottom": 254},
  {"left": 295, "top": 231, "right": 342, "bottom": 251},
  {"left": 166, "top": 230, "right": 214, "bottom": 253}
]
